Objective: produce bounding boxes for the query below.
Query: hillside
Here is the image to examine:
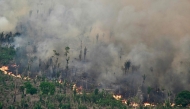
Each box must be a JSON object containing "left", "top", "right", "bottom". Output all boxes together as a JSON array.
[{"left": 0, "top": 69, "right": 127, "bottom": 109}]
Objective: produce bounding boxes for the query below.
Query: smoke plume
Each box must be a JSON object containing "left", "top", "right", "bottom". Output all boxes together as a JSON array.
[{"left": 1, "top": 0, "right": 190, "bottom": 102}]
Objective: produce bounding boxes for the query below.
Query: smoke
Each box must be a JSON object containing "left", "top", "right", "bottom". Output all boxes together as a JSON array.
[{"left": 1, "top": 0, "right": 190, "bottom": 102}]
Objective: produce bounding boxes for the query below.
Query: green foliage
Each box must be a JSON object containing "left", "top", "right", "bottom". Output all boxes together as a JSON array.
[
  {"left": 8, "top": 105, "right": 15, "bottom": 109},
  {"left": 24, "top": 81, "right": 32, "bottom": 89},
  {"left": 78, "top": 105, "right": 87, "bottom": 109},
  {"left": 73, "top": 88, "right": 77, "bottom": 96},
  {"left": 0, "top": 47, "right": 16, "bottom": 65},
  {"left": 48, "top": 103, "right": 55, "bottom": 109},
  {"left": 21, "top": 99, "right": 29, "bottom": 108},
  {"left": 0, "top": 102, "right": 2, "bottom": 109},
  {"left": 147, "top": 86, "right": 152, "bottom": 94},
  {"left": 94, "top": 88, "right": 99, "bottom": 95},
  {"left": 60, "top": 103, "right": 71, "bottom": 109},
  {"left": 127, "top": 100, "right": 130, "bottom": 106},
  {"left": 165, "top": 100, "right": 171, "bottom": 108},
  {"left": 29, "top": 87, "right": 37, "bottom": 95},
  {"left": 73, "top": 89, "right": 126, "bottom": 108},
  {"left": 65, "top": 47, "right": 70, "bottom": 55},
  {"left": 24, "top": 81, "right": 37, "bottom": 95},
  {"left": 40, "top": 81, "right": 55, "bottom": 95},
  {"left": 34, "top": 102, "right": 42, "bottom": 109},
  {"left": 19, "top": 86, "right": 25, "bottom": 94},
  {"left": 56, "top": 94, "right": 66, "bottom": 103},
  {"left": 175, "top": 90, "right": 190, "bottom": 107}
]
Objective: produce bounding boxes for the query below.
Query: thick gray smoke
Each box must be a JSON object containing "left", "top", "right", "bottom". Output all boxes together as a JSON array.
[{"left": 1, "top": 0, "right": 190, "bottom": 102}]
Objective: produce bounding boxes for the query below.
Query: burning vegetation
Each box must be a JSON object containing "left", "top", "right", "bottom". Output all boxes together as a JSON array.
[
  {"left": 1, "top": 0, "right": 190, "bottom": 108},
  {"left": 0, "top": 66, "right": 29, "bottom": 80},
  {"left": 113, "top": 94, "right": 122, "bottom": 100},
  {"left": 73, "top": 84, "right": 83, "bottom": 94}
]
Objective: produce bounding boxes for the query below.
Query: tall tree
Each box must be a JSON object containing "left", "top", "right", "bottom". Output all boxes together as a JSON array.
[
  {"left": 84, "top": 47, "right": 87, "bottom": 61},
  {"left": 65, "top": 46, "right": 70, "bottom": 77},
  {"left": 124, "top": 60, "right": 131, "bottom": 74}
]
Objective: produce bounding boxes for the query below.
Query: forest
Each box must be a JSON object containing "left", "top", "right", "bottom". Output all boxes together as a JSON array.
[
  {"left": 0, "top": 32, "right": 190, "bottom": 109},
  {"left": 1, "top": 0, "right": 190, "bottom": 109}
]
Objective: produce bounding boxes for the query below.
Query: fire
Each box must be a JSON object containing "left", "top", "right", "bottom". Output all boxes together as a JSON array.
[
  {"left": 16, "top": 74, "right": 22, "bottom": 78},
  {"left": 0, "top": 66, "right": 9, "bottom": 74},
  {"left": 0, "top": 66, "right": 23, "bottom": 79},
  {"left": 113, "top": 94, "right": 122, "bottom": 100},
  {"left": 143, "top": 102, "right": 156, "bottom": 107},
  {"left": 144, "top": 102, "right": 151, "bottom": 106},
  {"left": 73, "top": 84, "right": 83, "bottom": 94},
  {"left": 131, "top": 102, "right": 139, "bottom": 107},
  {"left": 171, "top": 103, "right": 175, "bottom": 107},
  {"left": 113, "top": 94, "right": 128, "bottom": 105},
  {"left": 0, "top": 66, "right": 11, "bottom": 75},
  {"left": 121, "top": 99, "right": 127, "bottom": 104},
  {"left": 73, "top": 84, "right": 76, "bottom": 90},
  {"left": 59, "top": 80, "right": 62, "bottom": 84},
  {"left": 23, "top": 77, "right": 31, "bottom": 80}
]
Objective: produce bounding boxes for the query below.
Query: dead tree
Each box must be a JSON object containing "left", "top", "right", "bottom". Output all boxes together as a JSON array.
[
  {"left": 65, "top": 46, "right": 70, "bottom": 77},
  {"left": 124, "top": 60, "right": 131, "bottom": 74},
  {"left": 79, "top": 41, "right": 82, "bottom": 61},
  {"left": 84, "top": 47, "right": 87, "bottom": 61},
  {"left": 96, "top": 34, "right": 99, "bottom": 43}
]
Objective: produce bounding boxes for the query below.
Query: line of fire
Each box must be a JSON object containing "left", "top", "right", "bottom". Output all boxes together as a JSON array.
[{"left": 0, "top": 65, "right": 178, "bottom": 108}]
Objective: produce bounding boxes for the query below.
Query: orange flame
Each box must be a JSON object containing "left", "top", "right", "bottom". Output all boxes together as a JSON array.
[
  {"left": 59, "top": 80, "right": 62, "bottom": 84},
  {"left": 144, "top": 102, "right": 151, "bottom": 106},
  {"left": 0, "top": 66, "right": 9, "bottom": 74},
  {"left": 0, "top": 66, "right": 22, "bottom": 79},
  {"left": 73, "top": 84, "right": 83, "bottom": 94},
  {"left": 113, "top": 94, "right": 122, "bottom": 100},
  {"left": 122, "top": 99, "right": 127, "bottom": 104},
  {"left": 131, "top": 102, "right": 139, "bottom": 107}
]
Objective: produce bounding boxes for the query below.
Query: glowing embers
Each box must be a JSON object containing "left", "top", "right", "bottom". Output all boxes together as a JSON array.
[
  {"left": 113, "top": 94, "right": 122, "bottom": 100},
  {"left": 131, "top": 102, "right": 139, "bottom": 107},
  {"left": 0, "top": 66, "right": 9, "bottom": 74},
  {"left": 113, "top": 94, "right": 129, "bottom": 105},
  {"left": 73, "top": 84, "right": 83, "bottom": 94},
  {"left": 121, "top": 99, "right": 127, "bottom": 104},
  {"left": 144, "top": 102, "right": 151, "bottom": 106}
]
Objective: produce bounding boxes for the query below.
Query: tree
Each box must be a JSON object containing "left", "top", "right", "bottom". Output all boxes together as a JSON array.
[
  {"left": 147, "top": 86, "right": 152, "bottom": 102},
  {"left": 29, "top": 87, "right": 37, "bottom": 95},
  {"left": 8, "top": 105, "right": 15, "bottom": 109},
  {"left": 34, "top": 102, "right": 42, "bottom": 109},
  {"left": 78, "top": 105, "right": 87, "bottom": 109},
  {"left": 19, "top": 86, "right": 25, "bottom": 94},
  {"left": 94, "top": 88, "right": 99, "bottom": 95},
  {"left": 60, "top": 103, "right": 71, "bottom": 109},
  {"left": 124, "top": 60, "right": 131, "bottom": 74},
  {"left": 73, "top": 88, "right": 77, "bottom": 96},
  {"left": 64, "top": 46, "right": 70, "bottom": 77},
  {"left": 84, "top": 47, "right": 87, "bottom": 61},
  {"left": 0, "top": 102, "right": 2, "bottom": 109},
  {"left": 24, "top": 81, "right": 32, "bottom": 90},
  {"left": 24, "top": 81, "right": 37, "bottom": 95},
  {"left": 40, "top": 82, "right": 55, "bottom": 95},
  {"left": 56, "top": 94, "right": 65, "bottom": 104},
  {"left": 0, "top": 47, "right": 16, "bottom": 65},
  {"left": 48, "top": 103, "right": 55, "bottom": 109},
  {"left": 175, "top": 90, "right": 190, "bottom": 107}
]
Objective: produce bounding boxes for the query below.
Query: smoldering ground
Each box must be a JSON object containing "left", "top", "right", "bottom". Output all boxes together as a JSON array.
[{"left": 1, "top": 0, "right": 190, "bottom": 102}]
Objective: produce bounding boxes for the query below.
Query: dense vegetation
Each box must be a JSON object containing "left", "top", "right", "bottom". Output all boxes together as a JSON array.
[
  {"left": 0, "top": 47, "right": 15, "bottom": 65},
  {"left": 175, "top": 90, "right": 190, "bottom": 107},
  {"left": 0, "top": 70, "right": 127, "bottom": 109},
  {"left": 0, "top": 46, "right": 190, "bottom": 109}
]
